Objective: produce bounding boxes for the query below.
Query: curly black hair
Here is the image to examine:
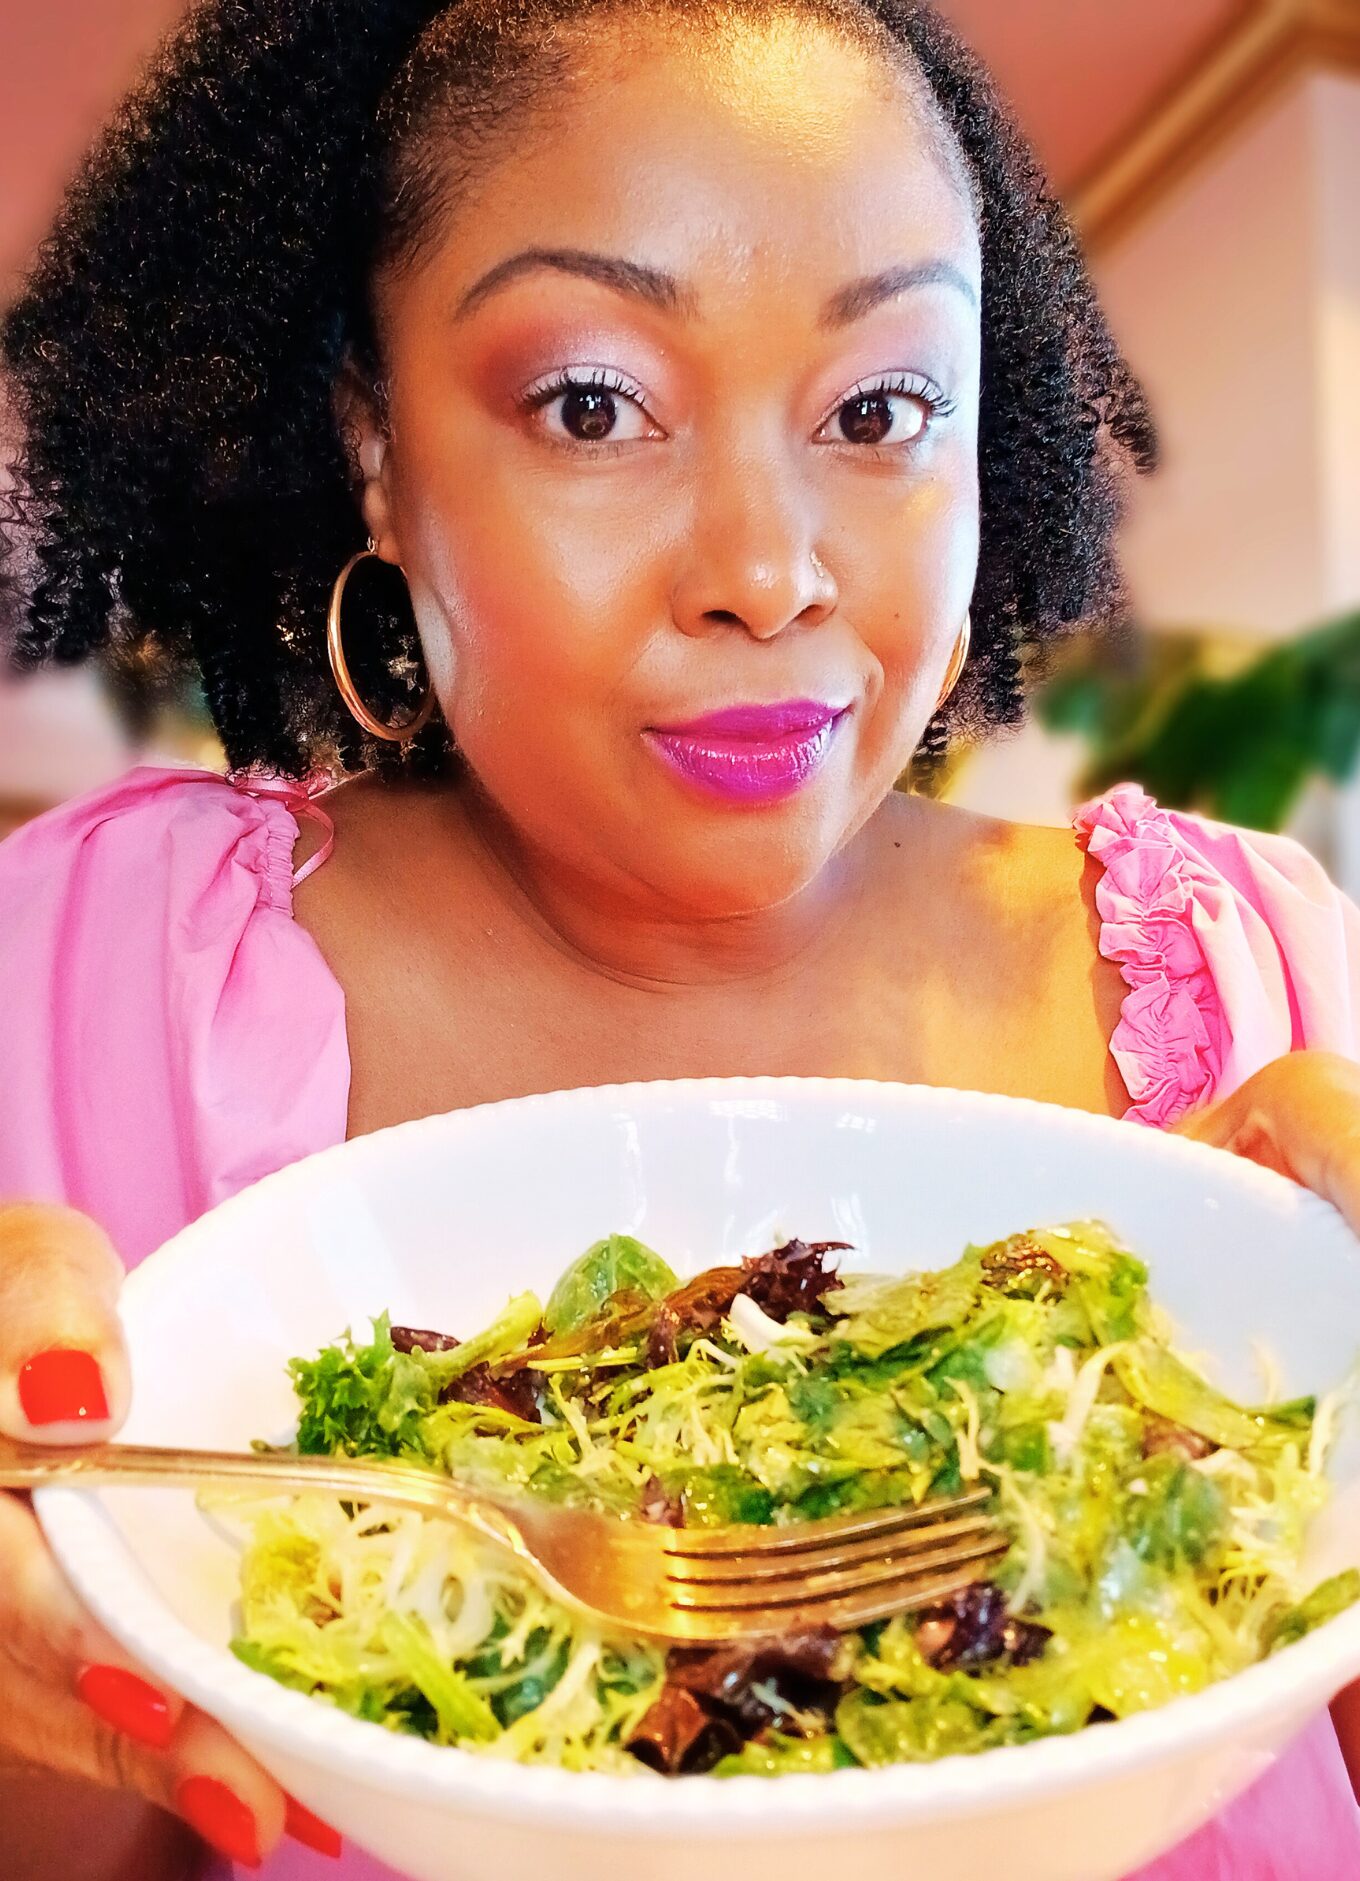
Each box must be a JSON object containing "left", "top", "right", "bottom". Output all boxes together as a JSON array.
[{"left": 0, "top": 0, "right": 1156, "bottom": 781}]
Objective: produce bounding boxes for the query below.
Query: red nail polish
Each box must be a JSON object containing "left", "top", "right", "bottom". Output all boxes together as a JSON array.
[
  {"left": 76, "top": 1664, "right": 174, "bottom": 1750},
  {"left": 285, "top": 1795, "right": 343, "bottom": 1858},
  {"left": 175, "top": 1776, "right": 261, "bottom": 1869},
  {"left": 18, "top": 1348, "right": 109, "bottom": 1426}
]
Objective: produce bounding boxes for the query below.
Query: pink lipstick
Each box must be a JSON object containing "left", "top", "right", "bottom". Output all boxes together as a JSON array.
[{"left": 644, "top": 699, "right": 849, "bottom": 804}]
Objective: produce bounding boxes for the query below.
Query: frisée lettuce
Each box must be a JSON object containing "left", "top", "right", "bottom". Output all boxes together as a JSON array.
[{"left": 222, "top": 1222, "right": 1360, "bottom": 1775}]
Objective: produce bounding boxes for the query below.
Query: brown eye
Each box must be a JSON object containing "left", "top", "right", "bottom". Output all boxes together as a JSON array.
[
  {"left": 836, "top": 393, "right": 928, "bottom": 447},
  {"left": 817, "top": 374, "right": 948, "bottom": 450},
  {"left": 525, "top": 370, "right": 658, "bottom": 447},
  {"left": 561, "top": 388, "right": 618, "bottom": 441}
]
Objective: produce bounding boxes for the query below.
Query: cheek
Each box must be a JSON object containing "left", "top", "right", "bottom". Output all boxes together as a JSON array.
[
  {"left": 854, "top": 475, "right": 980, "bottom": 698},
  {"left": 400, "top": 465, "right": 649, "bottom": 747}
]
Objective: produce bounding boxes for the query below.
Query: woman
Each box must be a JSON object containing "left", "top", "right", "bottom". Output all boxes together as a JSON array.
[{"left": 2, "top": 0, "right": 1359, "bottom": 1874}]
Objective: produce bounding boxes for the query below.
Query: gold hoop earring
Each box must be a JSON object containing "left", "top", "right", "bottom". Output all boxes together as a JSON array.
[
  {"left": 327, "top": 537, "right": 436, "bottom": 743},
  {"left": 936, "top": 610, "right": 972, "bottom": 711}
]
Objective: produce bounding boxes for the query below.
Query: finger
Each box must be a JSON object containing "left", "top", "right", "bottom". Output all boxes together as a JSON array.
[
  {"left": 1176, "top": 1055, "right": 1360, "bottom": 1234},
  {"left": 0, "top": 1493, "right": 339, "bottom": 1862},
  {"left": 1, "top": 1664, "right": 289, "bottom": 1868},
  {"left": 0, "top": 1489, "right": 185, "bottom": 1747},
  {"left": 1, "top": 1659, "right": 187, "bottom": 1803},
  {"left": 0, "top": 1204, "right": 130, "bottom": 1441},
  {"left": 169, "top": 1708, "right": 289, "bottom": 1868}
]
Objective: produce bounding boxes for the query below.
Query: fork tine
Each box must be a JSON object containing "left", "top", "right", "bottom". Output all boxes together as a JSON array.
[
  {"left": 656, "top": 1556, "right": 1011, "bottom": 1640},
  {"left": 661, "top": 1511, "right": 1002, "bottom": 1584},
  {"left": 667, "top": 1487, "right": 994, "bottom": 1558},
  {"left": 667, "top": 1532, "right": 1010, "bottom": 1610}
]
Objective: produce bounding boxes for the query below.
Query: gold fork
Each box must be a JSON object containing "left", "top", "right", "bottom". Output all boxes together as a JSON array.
[{"left": 3, "top": 1438, "right": 1009, "bottom": 1643}]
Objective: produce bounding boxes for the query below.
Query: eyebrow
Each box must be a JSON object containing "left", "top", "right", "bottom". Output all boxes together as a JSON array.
[{"left": 452, "top": 247, "right": 979, "bottom": 326}]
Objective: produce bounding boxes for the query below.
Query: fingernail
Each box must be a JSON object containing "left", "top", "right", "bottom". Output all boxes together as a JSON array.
[
  {"left": 175, "top": 1776, "right": 261, "bottom": 1869},
  {"left": 18, "top": 1348, "right": 110, "bottom": 1426},
  {"left": 76, "top": 1664, "right": 174, "bottom": 1751},
  {"left": 285, "top": 1795, "right": 343, "bottom": 1858}
]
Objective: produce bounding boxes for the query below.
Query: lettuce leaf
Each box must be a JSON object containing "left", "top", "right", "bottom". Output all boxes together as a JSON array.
[
  {"left": 378, "top": 1613, "right": 500, "bottom": 1743},
  {"left": 713, "top": 1733, "right": 856, "bottom": 1775},
  {"left": 1267, "top": 1569, "right": 1360, "bottom": 1652},
  {"left": 835, "top": 1690, "right": 1014, "bottom": 1763},
  {"left": 1113, "top": 1342, "right": 1294, "bottom": 1451},
  {"left": 828, "top": 1256, "right": 982, "bottom": 1359},
  {"left": 290, "top": 1313, "right": 438, "bottom": 1459},
  {"left": 1119, "top": 1454, "right": 1226, "bottom": 1569},
  {"left": 430, "top": 1292, "right": 544, "bottom": 1384}
]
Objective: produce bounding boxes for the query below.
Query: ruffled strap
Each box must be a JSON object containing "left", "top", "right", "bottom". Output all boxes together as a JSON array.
[
  {"left": 1074, "top": 782, "right": 1360, "bottom": 1129},
  {"left": 1074, "top": 784, "right": 1225, "bottom": 1127}
]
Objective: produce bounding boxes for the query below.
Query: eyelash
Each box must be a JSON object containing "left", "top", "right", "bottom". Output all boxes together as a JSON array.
[{"left": 517, "top": 367, "right": 956, "bottom": 456}]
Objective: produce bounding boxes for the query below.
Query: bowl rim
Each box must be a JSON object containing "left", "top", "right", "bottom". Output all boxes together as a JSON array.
[{"left": 37, "top": 1075, "right": 1360, "bottom": 1834}]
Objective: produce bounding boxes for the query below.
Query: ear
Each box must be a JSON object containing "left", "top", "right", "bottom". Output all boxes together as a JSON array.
[{"left": 331, "top": 353, "right": 402, "bottom": 564}]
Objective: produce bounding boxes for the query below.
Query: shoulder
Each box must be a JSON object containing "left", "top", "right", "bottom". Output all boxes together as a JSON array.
[{"left": 875, "top": 788, "right": 1094, "bottom": 931}]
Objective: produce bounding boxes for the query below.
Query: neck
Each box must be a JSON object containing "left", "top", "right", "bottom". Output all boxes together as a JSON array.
[{"left": 455, "top": 779, "right": 897, "bottom": 994}]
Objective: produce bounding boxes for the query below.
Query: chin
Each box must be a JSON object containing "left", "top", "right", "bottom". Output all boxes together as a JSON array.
[{"left": 641, "top": 819, "right": 837, "bottom": 921}]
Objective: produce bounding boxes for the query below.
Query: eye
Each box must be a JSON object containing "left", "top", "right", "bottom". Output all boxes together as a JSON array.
[
  {"left": 819, "top": 373, "right": 954, "bottom": 449},
  {"left": 519, "top": 367, "right": 660, "bottom": 447},
  {"left": 517, "top": 367, "right": 954, "bottom": 452}
]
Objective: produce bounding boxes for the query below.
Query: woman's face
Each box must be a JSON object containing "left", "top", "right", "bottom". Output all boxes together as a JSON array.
[{"left": 354, "top": 15, "right": 981, "bottom": 918}]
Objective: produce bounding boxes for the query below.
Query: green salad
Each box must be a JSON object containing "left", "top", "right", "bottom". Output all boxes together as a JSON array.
[{"left": 225, "top": 1223, "right": 1360, "bottom": 1775}]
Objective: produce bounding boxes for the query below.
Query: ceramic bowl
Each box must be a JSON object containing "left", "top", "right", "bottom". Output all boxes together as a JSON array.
[{"left": 36, "top": 1079, "right": 1360, "bottom": 1881}]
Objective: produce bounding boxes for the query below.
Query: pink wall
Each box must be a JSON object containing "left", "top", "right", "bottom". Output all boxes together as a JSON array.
[
  {"left": 0, "top": 0, "right": 1249, "bottom": 299},
  {"left": 1, "top": 0, "right": 183, "bottom": 300},
  {"left": 1099, "top": 69, "right": 1360, "bottom": 637},
  {"left": 941, "top": 0, "right": 1248, "bottom": 190}
]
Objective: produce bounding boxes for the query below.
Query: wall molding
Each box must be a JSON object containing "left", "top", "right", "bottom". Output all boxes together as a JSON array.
[{"left": 1073, "top": 0, "right": 1360, "bottom": 250}]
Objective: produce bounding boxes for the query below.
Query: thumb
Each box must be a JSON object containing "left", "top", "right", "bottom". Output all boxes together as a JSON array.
[
  {"left": 1172, "top": 1080, "right": 1304, "bottom": 1192},
  {"left": 1171, "top": 1088, "right": 1258, "bottom": 1152},
  {"left": 1172, "top": 1055, "right": 1360, "bottom": 1232},
  {"left": 0, "top": 1204, "right": 131, "bottom": 1444}
]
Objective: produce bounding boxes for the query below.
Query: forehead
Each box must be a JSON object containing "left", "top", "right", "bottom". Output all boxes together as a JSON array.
[{"left": 381, "top": 14, "right": 980, "bottom": 323}]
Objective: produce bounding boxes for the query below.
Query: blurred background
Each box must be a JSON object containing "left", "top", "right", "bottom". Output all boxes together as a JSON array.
[{"left": 2, "top": 0, "right": 1358, "bottom": 874}]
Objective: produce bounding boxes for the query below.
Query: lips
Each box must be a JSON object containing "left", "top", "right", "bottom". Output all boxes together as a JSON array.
[
  {"left": 651, "top": 699, "right": 845, "bottom": 741},
  {"left": 643, "top": 699, "right": 850, "bottom": 805}
]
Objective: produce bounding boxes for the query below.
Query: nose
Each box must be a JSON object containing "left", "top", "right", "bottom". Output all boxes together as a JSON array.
[{"left": 671, "top": 454, "right": 838, "bottom": 641}]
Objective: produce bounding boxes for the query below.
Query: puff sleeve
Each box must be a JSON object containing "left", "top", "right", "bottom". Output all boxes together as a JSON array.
[
  {"left": 0, "top": 765, "right": 348, "bottom": 1270},
  {"left": 1075, "top": 783, "right": 1360, "bottom": 1127}
]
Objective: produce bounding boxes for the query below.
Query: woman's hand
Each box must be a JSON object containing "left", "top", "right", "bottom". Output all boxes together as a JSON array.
[
  {"left": 0, "top": 1203, "right": 339, "bottom": 1873},
  {"left": 1176, "top": 1051, "right": 1360, "bottom": 1798},
  {"left": 1175, "top": 1051, "right": 1360, "bottom": 1228}
]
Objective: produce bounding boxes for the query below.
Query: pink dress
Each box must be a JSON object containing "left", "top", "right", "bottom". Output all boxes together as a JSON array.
[{"left": 2, "top": 761, "right": 1359, "bottom": 1880}]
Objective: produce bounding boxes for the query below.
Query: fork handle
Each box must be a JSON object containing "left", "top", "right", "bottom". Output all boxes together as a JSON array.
[{"left": 0, "top": 1438, "right": 528, "bottom": 1558}]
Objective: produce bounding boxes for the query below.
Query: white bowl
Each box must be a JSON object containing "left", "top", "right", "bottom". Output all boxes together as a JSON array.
[{"left": 36, "top": 1079, "right": 1360, "bottom": 1881}]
